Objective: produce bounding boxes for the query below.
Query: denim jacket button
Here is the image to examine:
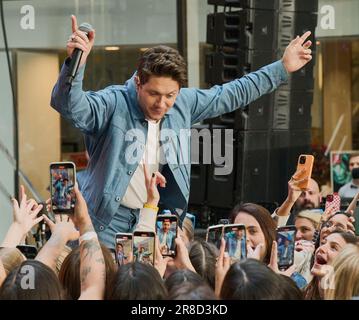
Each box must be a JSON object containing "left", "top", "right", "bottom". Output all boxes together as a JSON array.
[
  {"left": 127, "top": 170, "right": 133, "bottom": 175},
  {"left": 99, "top": 225, "right": 104, "bottom": 231},
  {"left": 115, "top": 196, "right": 121, "bottom": 202}
]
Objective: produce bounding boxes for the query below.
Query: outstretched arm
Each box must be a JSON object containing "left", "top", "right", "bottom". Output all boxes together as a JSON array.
[{"left": 187, "top": 31, "right": 313, "bottom": 124}]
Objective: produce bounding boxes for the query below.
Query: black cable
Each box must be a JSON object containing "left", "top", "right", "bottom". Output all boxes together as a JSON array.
[{"left": 0, "top": 0, "right": 19, "bottom": 199}]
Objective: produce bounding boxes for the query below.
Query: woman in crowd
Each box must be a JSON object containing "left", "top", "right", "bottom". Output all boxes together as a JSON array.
[
  {"left": 229, "top": 203, "right": 276, "bottom": 264},
  {"left": 325, "top": 244, "right": 359, "bottom": 300},
  {"left": 188, "top": 240, "right": 218, "bottom": 289},
  {"left": 106, "top": 262, "right": 168, "bottom": 300},
  {"left": 165, "top": 269, "right": 216, "bottom": 300},
  {"left": 304, "top": 230, "right": 357, "bottom": 300}
]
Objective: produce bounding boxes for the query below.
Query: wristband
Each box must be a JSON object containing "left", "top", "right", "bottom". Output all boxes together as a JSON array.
[
  {"left": 79, "top": 231, "right": 98, "bottom": 243},
  {"left": 143, "top": 203, "right": 159, "bottom": 213}
]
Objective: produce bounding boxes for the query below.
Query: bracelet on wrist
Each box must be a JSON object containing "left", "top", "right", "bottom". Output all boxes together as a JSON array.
[{"left": 143, "top": 203, "right": 159, "bottom": 213}]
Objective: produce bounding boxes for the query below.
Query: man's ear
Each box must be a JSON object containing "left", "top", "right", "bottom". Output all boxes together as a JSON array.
[{"left": 135, "top": 76, "right": 141, "bottom": 90}]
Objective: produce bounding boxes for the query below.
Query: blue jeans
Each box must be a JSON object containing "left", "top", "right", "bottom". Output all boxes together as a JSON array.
[{"left": 95, "top": 205, "right": 140, "bottom": 249}]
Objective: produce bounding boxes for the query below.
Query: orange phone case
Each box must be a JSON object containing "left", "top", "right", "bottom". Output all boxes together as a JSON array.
[{"left": 296, "top": 154, "right": 314, "bottom": 190}]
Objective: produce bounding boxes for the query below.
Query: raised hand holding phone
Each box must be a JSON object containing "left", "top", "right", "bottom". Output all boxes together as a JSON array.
[{"left": 295, "top": 155, "right": 314, "bottom": 190}]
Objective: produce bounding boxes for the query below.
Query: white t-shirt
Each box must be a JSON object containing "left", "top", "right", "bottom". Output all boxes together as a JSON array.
[{"left": 121, "top": 120, "right": 161, "bottom": 209}]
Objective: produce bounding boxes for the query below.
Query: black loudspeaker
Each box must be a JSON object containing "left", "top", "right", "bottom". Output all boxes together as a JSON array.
[
  {"left": 189, "top": 125, "right": 210, "bottom": 206},
  {"left": 206, "top": 125, "right": 237, "bottom": 208},
  {"left": 234, "top": 130, "right": 270, "bottom": 203},
  {"left": 208, "top": 0, "right": 318, "bottom": 12},
  {"left": 206, "top": 10, "right": 317, "bottom": 51}
]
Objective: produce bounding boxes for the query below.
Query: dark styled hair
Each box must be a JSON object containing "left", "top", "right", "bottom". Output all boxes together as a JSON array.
[
  {"left": 137, "top": 46, "right": 187, "bottom": 87},
  {"left": 165, "top": 269, "right": 216, "bottom": 300},
  {"left": 106, "top": 262, "right": 167, "bottom": 300},
  {"left": 220, "top": 259, "right": 301, "bottom": 300},
  {"left": 58, "top": 243, "right": 116, "bottom": 300},
  {"left": 189, "top": 240, "right": 218, "bottom": 289},
  {"left": 0, "top": 260, "right": 63, "bottom": 300},
  {"left": 230, "top": 203, "right": 277, "bottom": 263}
]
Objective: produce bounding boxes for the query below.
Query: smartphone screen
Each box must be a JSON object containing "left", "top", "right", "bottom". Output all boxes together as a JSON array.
[
  {"left": 206, "top": 225, "right": 223, "bottom": 250},
  {"left": 115, "top": 233, "right": 133, "bottom": 266},
  {"left": 156, "top": 215, "right": 178, "bottom": 257},
  {"left": 277, "top": 226, "right": 296, "bottom": 270},
  {"left": 50, "top": 162, "right": 76, "bottom": 214},
  {"left": 223, "top": 224, "right": 246, "bottom": 262},
  {"left": 16, "top": 245, "right": 38, "bottom": 259},
  {"left": 133, "top": 231, "right": 155, "bottom": 266}
]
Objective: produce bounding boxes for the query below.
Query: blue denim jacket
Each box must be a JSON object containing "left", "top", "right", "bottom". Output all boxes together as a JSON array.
[{"left": 50, "top": 58, "right": 288, "bottom": 232}]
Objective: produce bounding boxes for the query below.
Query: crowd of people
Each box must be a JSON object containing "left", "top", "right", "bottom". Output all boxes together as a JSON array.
[
  {"left": 0, "top": 164, "right": 359, "bottom": 300},
  {"left": 1, "top": 16, "right": 358, "bottom": 301}
]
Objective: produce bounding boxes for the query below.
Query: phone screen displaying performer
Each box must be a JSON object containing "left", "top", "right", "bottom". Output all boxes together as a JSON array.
[
  {"left": 206, "top": 224, "right": 224, "bottom": 250},
  {"left": 115, "top": 233, "right": 133, "bottom": 266},
  {"left": 276, "top": 226, "right": 296, "bottom": 270},
  {"left": 133, "top": 231, "right": 156, "bottom": 266},
  {"left": 156, "top": 215, "right": 178, "bottom": 257},
  {"left": 296, "top": 154, "right": 314, "bottom": 190},
  {"left": 223, "top": 224, "right": 247, "bottom": 262},
  {"left": 50, "top": 162, "right": 76, "bottom": 214}
]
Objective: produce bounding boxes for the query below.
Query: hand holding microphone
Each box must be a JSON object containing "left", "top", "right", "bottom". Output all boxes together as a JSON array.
[{"left": 66, "top": 15, "right": 95, "bottom": 85}]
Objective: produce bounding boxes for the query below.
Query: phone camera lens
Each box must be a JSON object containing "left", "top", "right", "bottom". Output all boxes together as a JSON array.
[{"left": 299, "top": 156, "right": 306, "bottom": 164}]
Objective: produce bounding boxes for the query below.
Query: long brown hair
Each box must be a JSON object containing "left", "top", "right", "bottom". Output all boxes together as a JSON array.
[
  {"left": 58, "top": 243, "right": 116, "bottom": 299},
  {"left": 230, "top": 203, "right": 276, "bottom": 264}
]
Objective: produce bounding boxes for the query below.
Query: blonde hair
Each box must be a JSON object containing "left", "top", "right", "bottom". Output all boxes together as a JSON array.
[
  {"left": 182, "top": 217, "right": 194, "bottom": 243},
  {"left": 326, "top": 244, "right": 359, "bottom": 300},
  {"left": 296, "top": 210, "right": 321, "bottom": 229},
  {"left": 0, "top": 247, "right": 26, "bottom": 275}
]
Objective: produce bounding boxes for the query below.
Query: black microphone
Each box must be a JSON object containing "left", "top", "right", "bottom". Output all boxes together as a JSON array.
[{"left": 66, "top": 22, "right": 93, "bottom": 85}]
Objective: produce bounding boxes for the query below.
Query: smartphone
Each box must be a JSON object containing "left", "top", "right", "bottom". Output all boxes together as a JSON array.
[
  {"left": 115, "top": 233, "right": 133, "bottom": 266},
  {"left": 206, "top": 224, "right": 224, "bottom": 250},
  {"left": 276, "top": 226, "right": 296, "bottom": 270},
  {"left": 218, "top": 218, "right": 230, "bottom": 225},
  {"left": 16, "top": 245, "right": 38, "bottom": 259},
  {"left": 296, "top": 154, "right": 314, "bottom": 190},
  {"left": 325, "top": 193, "right": 341, "bottom": 212},
  {"left": 50, "top": 162, "right": 76, "bottom": 214},
  {"left": 223, "top": 224, "right": 246, "bottom": 262},
  {"left": 354, "top": 200, "right": 359, "bottom": 236},
  {"left": 133, "top": 231, "right": 156, "bottom": 266},
  {"left": 156, "top": 215, "right": 178, "bottom": 257}
]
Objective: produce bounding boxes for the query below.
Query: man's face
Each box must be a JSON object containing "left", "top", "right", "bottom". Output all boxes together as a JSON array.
[
  {"left": 349, "top": 155, "right": 359, "bottom": 172},
  {"left": 163, "top": 221, "right": 171, "bottom": 232},
  {"left": 136, "top": 76, "right": 180, "bottom": 121},
  {"left": 295, "top": 179, "right": 321, "bottom": 210}
]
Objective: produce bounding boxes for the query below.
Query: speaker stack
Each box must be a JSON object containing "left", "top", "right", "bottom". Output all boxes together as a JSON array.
[{"left": 188, "top": 0, "right": 319, "bottom": 224}]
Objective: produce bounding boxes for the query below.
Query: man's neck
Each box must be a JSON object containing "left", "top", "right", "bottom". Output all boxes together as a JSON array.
[{"left": 352, "top": 178, "right": 359, "bottom": 186}]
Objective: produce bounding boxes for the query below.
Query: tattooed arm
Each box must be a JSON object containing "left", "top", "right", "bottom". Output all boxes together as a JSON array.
[{"left": 74, "top": 187, "right": 106, "bottom": 300}]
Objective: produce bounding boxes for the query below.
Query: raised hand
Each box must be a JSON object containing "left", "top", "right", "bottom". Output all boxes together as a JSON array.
[
  {"left": 66, "top": 15, "right": 95, "bottom": 67},
  {"left": 282, "top": 31, "right": 313, "bottom": 73},
  {"left": 12, "top": 185, "right": 43, "bottom": 235},
  {"left": 143, "top": 162, "right": 166, "bottom": 206},
  {"left": 215, "top": 238, "right": 231, "bottom": 297}
]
